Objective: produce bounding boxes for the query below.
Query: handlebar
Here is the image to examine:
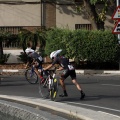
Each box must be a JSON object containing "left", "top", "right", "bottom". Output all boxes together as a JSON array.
[{"left": 43, "top": 67, "right": 57, "bottom": 77}]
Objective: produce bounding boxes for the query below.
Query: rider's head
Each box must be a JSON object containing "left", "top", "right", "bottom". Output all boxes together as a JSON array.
[
  {"left": 25, "top": 48, "right": 34, "bottom": 55},
  {"left": 50, "top": 49, "right": 62, "bottom": 60}
]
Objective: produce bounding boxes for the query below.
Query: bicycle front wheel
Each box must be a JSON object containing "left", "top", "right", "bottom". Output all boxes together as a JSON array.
[
  {"left": 39, "top": 78, "right": 50, "bottom": 99},
  {"left": 25, "top": 69, "right": 38, "bottom": 84},
  {"left": 50, "top": 78, "right": 58, "bottom": 101}
]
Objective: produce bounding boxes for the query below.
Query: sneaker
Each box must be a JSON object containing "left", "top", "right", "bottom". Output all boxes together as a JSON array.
[
  {"left": 80, "top": 93, "right": 85, "bottom": 100},
  {"left": 59, "top": 93, "right": 68, "bottom": 97}
]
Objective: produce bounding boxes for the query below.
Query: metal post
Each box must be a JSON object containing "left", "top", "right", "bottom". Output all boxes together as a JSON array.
[
  {"left": 41, "top": 0, "right": 43, "bottom": 30},
  {"left": 117, "top": 0, "right": 119, "bottom": 6},
  {"left": 117, "top": 0, "right": 120, "bottom": 69},
  {"left": 117, "top": 0, "right": 120, "bottom": 42}
]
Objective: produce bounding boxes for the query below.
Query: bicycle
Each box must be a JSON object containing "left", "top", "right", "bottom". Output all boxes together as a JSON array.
[
  {"left": 39, "top": 68, "right": 58, "bottom": 101},
  {"left": 25, "top": 65, "right": 38, "bottom": 84}
]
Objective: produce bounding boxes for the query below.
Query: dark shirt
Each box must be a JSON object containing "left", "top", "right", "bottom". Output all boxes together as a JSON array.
[
  {"left": 28, "top": 52, "right": 40, "bottom": 59},
  {"left": 27, "top": 52, "right": 43, "bottom": 64},
  {"left": 52, "top": 56, "right": 72, "bottom": 70}
]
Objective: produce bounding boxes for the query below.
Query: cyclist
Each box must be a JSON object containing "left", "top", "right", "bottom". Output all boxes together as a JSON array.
[
  {"left": 43, "top": 49, "right": 85, "bottom": 100},
  {"left": 25, "top": 46, "right": 43, "bottom": 81}
]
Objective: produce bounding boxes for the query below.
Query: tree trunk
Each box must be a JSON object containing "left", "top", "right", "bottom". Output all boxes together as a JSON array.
[
  {"left": 83, "top": 0, "right": 104, "bottom": 30},
  {"left": 0, "top": 41, "right": 3, "bottom": 59}
]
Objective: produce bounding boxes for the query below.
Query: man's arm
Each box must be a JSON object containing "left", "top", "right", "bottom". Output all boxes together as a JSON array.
[
  {"left": 44, "top": 64, "right": 53, "bottom": 71},
  {"left": 57, "top": 66, "right": 63, "bottom": 71},
  {"left": 25, "top": 61, "right": 29, "bottom": 69}
]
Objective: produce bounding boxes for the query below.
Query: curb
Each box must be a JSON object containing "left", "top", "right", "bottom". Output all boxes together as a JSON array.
[
  {"left": 0, "top": 95, "right": 120, "bottom": 120},
  {"left": 76, "top": 70, "right": 120, "bottom": 74},
  {"left": 0, "top": 69, "right": 120, "bottom": 74},
  {"left": 0, "top": 100, "right": 47, "bottom": 120}
]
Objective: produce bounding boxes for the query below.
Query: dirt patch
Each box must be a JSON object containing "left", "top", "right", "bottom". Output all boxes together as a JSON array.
[
  {"left": 0, "top": 63, "right": 25, "bottom": 69},
  {"left": 0, "top": 63, "right": 59, "bottom": 75},
  {"left": 0, "top": 63, "right": 58, "bottom": 69}
]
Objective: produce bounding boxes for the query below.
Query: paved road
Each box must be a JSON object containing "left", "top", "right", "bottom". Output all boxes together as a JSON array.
[{"left": 0, "top": 74, "right": 120, "bottom": 119}]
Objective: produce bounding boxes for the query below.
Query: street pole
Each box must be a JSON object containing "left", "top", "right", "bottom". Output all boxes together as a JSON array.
[
  {"left": 41, "top": 0, "right": 43, "bottom": 30},
  {"left": 117, "top": 0, "right": 120, "bottom": 69},
  {"left": 117, "top": 0, "right": 120, "bottom": 43}
]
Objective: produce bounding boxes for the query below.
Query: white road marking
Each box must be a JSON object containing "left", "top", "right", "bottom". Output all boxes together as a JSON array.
[
  {"left": 98, "top": 111, "right": 120, "bottom": 118},
  {"left": 2, "top": 69, "right": 19, "bottom": 72},
  {"left": 66, "top": 102, "right": 120, "bottom": 113},
  {"left": 101, "top": 84, "right": 120, "bottom": 87}
]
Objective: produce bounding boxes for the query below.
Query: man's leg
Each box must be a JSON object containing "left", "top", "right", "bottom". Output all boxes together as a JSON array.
[
  {"left": 59, "top": 70, "right": 69, "bottom": 97},
  {"left": 34, "top": 68, "right": 40, "bottom": 76},
  {"left": 72, "top": 79, "right": 85, "bottom": 100},
  {"left": 59, "top": 78, "right": 68, "bottom": 97}
]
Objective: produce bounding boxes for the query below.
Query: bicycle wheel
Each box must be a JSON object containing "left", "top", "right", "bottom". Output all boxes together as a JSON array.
[
  {"left": 39, "top": 77, "right": 50, "bottom": 99},
  {"left": 25, "top": 69, "right": 38, "bottom": 84},
  {"left": 50, "top": 78, "right": 58, "bottom": 101}
]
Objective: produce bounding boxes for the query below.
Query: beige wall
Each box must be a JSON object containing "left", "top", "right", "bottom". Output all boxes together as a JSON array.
[
  {"left": 0, "top": 1, "right": 114, "bottom": 30},
  {"left": 0, "top": 4, "right": 41, "bottom": 26},
  {"left": 56, "top": 4, "right": 114, "bottom": 30},
  {"left": 56, "top": 5, "right": 90, "bottom": 30}
]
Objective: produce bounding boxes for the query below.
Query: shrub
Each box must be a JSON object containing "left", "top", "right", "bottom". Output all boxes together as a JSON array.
[
  {"left": 0, "top": 53, "right": 10, "bottom": 64},
  {"left": 44, "top": 28, "right": 120, "bottom": 69},
  {"left": 17, "top": 52, "right": 28, "bottom": 63}
]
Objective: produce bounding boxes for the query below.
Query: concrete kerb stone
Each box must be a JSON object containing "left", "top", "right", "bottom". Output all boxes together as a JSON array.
[
  {"left": 0, "top": 101, "right": 48, "bottom": 120},
  {"left": 0, "top": 95, "right": 120, "bottom": 120},
  {"left": 0, "top": 69, "right": 120, "bottom": 75},
  {"left": 76, "top": 70, "right": 120, "bottom": 74},
  {"left": 0, "top": 95, "right": 92, "bottom": 120}
]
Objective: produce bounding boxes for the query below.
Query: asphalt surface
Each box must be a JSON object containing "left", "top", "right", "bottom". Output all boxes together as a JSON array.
[{"left": 0, "top": 69, "right": 120, "bottom": 120}]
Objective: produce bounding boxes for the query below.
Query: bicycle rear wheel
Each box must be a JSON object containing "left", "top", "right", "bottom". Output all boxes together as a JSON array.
[
  {"left": 50, "top": 78, "right": 58, "bottom": 101},
  {"left": 25, "top": 69, "right": 38, "bottom": 84},
  {"left": 39, "top": 78, "right": 50, "bottom": 99}
]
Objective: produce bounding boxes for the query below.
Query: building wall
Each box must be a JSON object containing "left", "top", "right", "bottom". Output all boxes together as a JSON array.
[
  {"left": 56, "top": 5, "right": 90, "bottom": 30},
  {"left": 0, "top": 1, "right": 114, "bottom": 30},
  {"left": 0, "top": 3, "right": 41, "bottom": 26},
  {"left": 56, "top": 4, "right": 114, "bottom": 30},
  {"left": 45, "top": 3, "right": 56, "bottom": 28}
]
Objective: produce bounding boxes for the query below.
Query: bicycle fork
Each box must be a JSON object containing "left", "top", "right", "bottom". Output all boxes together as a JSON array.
[
  {"left": 48, "top": 76, "right": 53, "bottom": 89},
  {"left": 48, "top": 73, "right": 56, "bottom": 89}
]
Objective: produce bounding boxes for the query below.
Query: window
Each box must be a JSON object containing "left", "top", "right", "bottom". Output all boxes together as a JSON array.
[{"left": 75, "top": 24, "right": 92, "bottom": 30}]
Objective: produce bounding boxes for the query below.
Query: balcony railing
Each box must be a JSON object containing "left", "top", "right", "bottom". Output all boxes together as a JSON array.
[
  {"left": 2, "top": 42, "right": 21, "bottom": 49},
  {"left": 0, "top": 26, "right": 22, "bottom": 34}
]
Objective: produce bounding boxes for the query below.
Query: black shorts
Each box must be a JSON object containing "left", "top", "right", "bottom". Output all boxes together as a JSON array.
[
  {"left": 34, "top": 58, "right": 43, "bottom": 69},
  {"left": 61, "top": 69, "right": 76, "bottom": 80}
]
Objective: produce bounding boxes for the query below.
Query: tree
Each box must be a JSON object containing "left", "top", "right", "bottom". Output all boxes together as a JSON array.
[
  {"left": 0, "top": 30, "right": 18, "bottom": 63},
  {"left": 0, "top": 31, "right": 5, "bottom": 59},
  {"left": 75, "top": 0, "right": 116, "bottom": 30},
  {"left": 18, "top": 29, "right": 46, "bottom": 55}
]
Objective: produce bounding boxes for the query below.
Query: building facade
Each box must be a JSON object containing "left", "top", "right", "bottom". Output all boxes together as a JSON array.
[
  {"left": 1, "top": 0, "right": 114, "bottom": 63},
  {"left": 0, "top": 0, "right": 114, "bottom": 33}
]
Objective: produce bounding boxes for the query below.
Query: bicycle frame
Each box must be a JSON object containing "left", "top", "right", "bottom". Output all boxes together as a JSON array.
[
  {"left": 39, "top": 68, "right": 58, "bottom": 101},
  {"left": 41, "top": 69, "right": 56, "bottom": 88}
]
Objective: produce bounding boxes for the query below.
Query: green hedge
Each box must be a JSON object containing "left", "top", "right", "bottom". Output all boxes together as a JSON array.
[{"left": 45, "top": 28, "right": 119, "bottom": 63}]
